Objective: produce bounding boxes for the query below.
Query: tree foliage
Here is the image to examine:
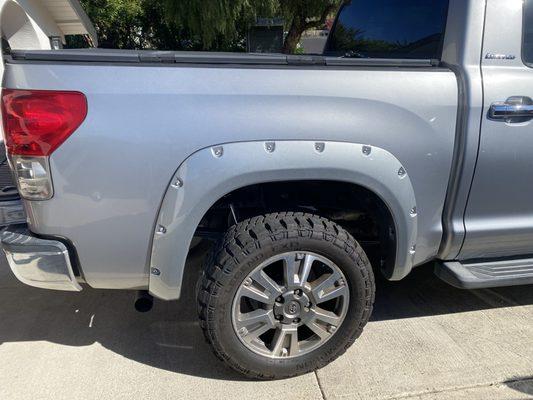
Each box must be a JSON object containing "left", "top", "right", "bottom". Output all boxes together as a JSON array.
[
  {"left": 73, "top": 0, "right": 346, "bottom": 53},
  {"left": 162, "top": 0, "right": 278, "bottom": 50},
  {"left": 77, "top": 0, "right": 144, "bottom": 48},
  {"left": 72, "top": 0, "right": 188, "bottom": 50},
  {"left": 278, "top": 0, "right": 345, "bottom": 53},
  {"left": 163, "top": 0, "right": 345, "bottom": 53}
]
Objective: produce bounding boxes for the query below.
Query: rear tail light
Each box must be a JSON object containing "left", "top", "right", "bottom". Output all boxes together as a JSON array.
[
  {"left": 1, "top": 89, "right": 87, "bottom": 200},
  {"left": 1, "top": 89, "right": 87, "bottom": 157}
]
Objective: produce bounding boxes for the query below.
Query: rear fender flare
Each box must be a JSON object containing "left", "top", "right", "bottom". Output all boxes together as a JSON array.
[{"left": 149, "top": 141, "right": 417, "bottom": 300}]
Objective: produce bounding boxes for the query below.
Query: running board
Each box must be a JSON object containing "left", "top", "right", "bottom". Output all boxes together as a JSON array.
[{"left": 435, "top": 259, "right": 533, "bottom": 289}]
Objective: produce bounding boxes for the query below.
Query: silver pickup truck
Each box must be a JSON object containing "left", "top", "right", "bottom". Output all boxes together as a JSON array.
[{"left": 1, "top": 0, "right": 533, "bottom": 379}]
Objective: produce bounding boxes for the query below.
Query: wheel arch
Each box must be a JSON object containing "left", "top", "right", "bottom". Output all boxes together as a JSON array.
[{"left": 149, "top": 141, "right": 417, "bottom": 300}]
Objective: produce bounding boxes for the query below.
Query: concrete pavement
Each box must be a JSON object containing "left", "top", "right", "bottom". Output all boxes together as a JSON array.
[{"left": 0, "top": 248, "right": 532, "bottom": 400}]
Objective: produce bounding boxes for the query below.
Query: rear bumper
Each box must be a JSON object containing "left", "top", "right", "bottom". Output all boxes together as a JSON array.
[
  {"left": 1, "top": 225, "right": 82, "bottom": 291},
  {"left": 0, "top": 199, "right": 25, "bottom": 226}
]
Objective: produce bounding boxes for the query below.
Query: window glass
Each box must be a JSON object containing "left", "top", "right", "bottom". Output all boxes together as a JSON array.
[
  {"left": 68, "top": 0, "right": 449, "bottom": 58},
  {"left": 324, "top": 0, "right": 449, "bottom": 59},
  {"left": 524, "top": 0, "right": 533, "bottom": 64},
  {"left": 68, "top": 1, "right": 340, "bottom": 55}
]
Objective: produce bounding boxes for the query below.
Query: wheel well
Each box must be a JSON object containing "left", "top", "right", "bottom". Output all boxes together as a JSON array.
[{"left": 191, "top": 180, "right": 396, "bottom": 277}]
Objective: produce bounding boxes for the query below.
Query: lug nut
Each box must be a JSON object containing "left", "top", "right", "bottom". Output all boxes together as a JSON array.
[
  {"left": 293, "top": 318, "right": 301, "bottom": 324},
  {"left": 276, "top": 315, "right": 283, "bottom": 321},
  {"left": 294, "top": 289, "right": 302, "bottom": 296},
  {"left": 276, "top": 296, "right": 283, "bottom": 303}
]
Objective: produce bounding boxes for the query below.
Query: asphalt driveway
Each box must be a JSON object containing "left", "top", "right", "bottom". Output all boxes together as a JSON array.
[{"left": 0, "top": 246, "right": 532, "bottom": 400}]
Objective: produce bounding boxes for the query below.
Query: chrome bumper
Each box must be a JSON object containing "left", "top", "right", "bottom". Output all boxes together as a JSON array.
[{"left": 1, "top": 226, "right": 82, "bottom": 291}]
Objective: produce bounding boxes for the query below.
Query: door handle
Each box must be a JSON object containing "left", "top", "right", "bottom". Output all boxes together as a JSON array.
[{"left": 489, "top": 96, "right": 533, "bottom": 122}]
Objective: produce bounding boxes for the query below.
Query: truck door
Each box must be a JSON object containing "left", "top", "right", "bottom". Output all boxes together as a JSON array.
[{"left": 460, "top": 0, "right": 533, "bottom": 259}]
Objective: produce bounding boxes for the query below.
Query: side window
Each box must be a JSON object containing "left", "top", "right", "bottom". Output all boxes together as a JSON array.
[
  {"left": 325, "top": 0, "right": 449, "bottom": 60},
  {"left": 524, "top": 0, "right": 533, "bottom": 65}
]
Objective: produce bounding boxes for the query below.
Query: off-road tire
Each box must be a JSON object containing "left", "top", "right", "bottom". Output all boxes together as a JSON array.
[{"left": 197, "top": 212, "right": 375, "bottom": 379}]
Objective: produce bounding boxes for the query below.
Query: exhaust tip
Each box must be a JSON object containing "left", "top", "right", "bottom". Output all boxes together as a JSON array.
[{"left": 134, "top": 291, "right": 153, "bottom": 313}]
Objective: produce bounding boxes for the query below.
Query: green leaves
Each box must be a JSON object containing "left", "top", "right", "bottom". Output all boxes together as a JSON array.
[
  {"left": 162, "top": 0, "right": 278, "bottom": 49},
  {"left": 79, "top": 0, "right": 145, "bottom": 48}
]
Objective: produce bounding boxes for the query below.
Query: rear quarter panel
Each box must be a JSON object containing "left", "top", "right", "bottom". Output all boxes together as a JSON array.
[{"left": 3, "top": 63, "right": 458, "bottom": 289}]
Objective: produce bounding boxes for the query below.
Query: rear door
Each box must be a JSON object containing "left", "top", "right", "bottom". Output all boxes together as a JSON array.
[{"left": 460, "top": 0, "right": 533, "bottom": 259}]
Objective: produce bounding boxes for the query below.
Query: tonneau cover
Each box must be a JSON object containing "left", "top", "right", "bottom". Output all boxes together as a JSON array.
[{"left": 8, "top": 49, "right": 438, "bottom": 67}]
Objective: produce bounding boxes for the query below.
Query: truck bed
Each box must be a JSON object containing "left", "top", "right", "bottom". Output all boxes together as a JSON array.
[{"left": 2, "top": 49, "right": 458, "bottom": 291}]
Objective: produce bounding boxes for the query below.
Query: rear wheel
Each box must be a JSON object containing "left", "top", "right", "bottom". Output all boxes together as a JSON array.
[{"left": 197, "top": 212, "right": 375, "bottom": 379}]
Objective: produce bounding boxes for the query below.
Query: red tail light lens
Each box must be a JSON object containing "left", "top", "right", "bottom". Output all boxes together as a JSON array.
[{"left": 1, "top": 89, "right": 87, "bottom": 156}]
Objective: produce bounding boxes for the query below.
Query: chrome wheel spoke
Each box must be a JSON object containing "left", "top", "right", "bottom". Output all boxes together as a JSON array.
[
  {"left": 236, "top": 309, "right": 275, "bottom": 331},
  {"left": 271, "top": 328, "right": 286, "bottom": 356},
  {"left": 311, "top": 306, "right": 342, "bottom": 326},
  {"left": 316, "top": 284, "right": 348, "bottom": 304},
  {"left": 288, "top": 328, "right": 299, "bottom": 356},
  {"left": 236, "top": 309, "right": 276, "bottom": 344},
  {"left": 305, "top": 320, "right": 331, "bottom": 340},
  {"left": 232, "top": 251, "right": 349, "bottom": 359},
  {"left": 299, "top": 253, "right": 315, "bottom": 286},
  {"left": 282, "top": 253, "right": 300, "bottom": 287},
  {"left": 249, "top": 269, "right": 283, "bottom": 301},
  {"left": 246, "top": 323, "right": 273, "bottom": 341},
  {"left": 271, "top": 326, "right": 299, "bottom": 357},
  {"left": 282, "top": 253, "right": 316, "bottom": 287},
  {"left": 310, "top": 270, "right": 344, "bottom": 304},
  {"left": 239, "top": 284, "right": 271, "bottom": 303}
]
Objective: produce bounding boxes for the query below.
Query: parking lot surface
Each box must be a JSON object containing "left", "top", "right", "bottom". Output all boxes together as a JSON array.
[{"left": 0, "top": 249, "right": 532, "bottom": 400}]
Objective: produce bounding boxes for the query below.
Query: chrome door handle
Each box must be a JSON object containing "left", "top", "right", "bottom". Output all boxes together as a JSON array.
[{"left": 489, "top": 96, "right": 533, "bottom": 122}]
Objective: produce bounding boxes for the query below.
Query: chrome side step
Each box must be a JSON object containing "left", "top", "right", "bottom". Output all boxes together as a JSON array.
[{"left": 435, "top": 258, "right": 533, "bottom": 289}]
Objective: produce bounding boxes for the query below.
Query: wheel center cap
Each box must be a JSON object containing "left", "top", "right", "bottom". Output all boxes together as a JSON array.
[
  {"left": 285, "top": 300, "right": 301, "bottom": 317},
  {"left": 274, "top": 291, "right": 312, "bottom": 324}
]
